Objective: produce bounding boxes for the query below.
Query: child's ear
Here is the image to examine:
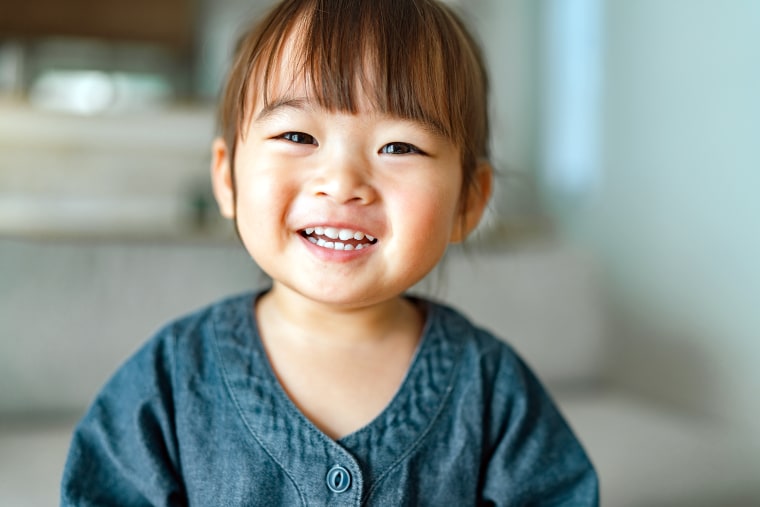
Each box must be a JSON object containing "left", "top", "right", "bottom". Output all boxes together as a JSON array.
[
  {"left": 211, "top": 137, "right": 235, "bottom": 219},
  {"left": 450, "top": 161, "right": 493, "bottom": 243}
]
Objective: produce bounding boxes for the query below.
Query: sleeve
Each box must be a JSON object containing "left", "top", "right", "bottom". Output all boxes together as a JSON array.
[
  {"left": 60, "top": 331, "right": 187, "bottom": 507},
  {"left": 479, "top": 349, "right": 599, "bottom": 506}
]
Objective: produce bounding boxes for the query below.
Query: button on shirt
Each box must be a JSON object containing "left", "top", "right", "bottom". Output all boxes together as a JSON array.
[
  {"left": 61, "top": 291, "right": 599, "bottom": 506},
  {"left": 326, "top": 465, "right": 352, "bottom": 493}
]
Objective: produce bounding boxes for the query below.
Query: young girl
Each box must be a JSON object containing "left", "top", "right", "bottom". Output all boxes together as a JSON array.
[{"left": 62, "top": 0, "right": 598, "bottom": 505}]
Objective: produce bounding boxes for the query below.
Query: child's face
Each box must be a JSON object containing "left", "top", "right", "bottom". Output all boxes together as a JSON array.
[{"left": 212, "top": 61, "right": 487, "bottom": 310}]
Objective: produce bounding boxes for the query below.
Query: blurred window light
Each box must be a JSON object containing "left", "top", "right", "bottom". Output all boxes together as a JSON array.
[
  {"left": 29, "top": 70, "right": 172, "bottom": 115},
  {"left": 541, "top": 0, "right": 603, "bottom": 197},
  {"left": 30, "top": 70, "right": 114, "bottom": 114}
]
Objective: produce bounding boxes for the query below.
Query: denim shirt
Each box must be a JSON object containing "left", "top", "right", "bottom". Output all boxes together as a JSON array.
[{"left": 61, "top": 291, "right": 598, "bottom": 506}]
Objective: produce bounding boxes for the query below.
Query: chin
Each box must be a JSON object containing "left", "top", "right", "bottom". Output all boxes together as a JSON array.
[{"left": 292, "top": 282, "right": 398, "bottom": 310}]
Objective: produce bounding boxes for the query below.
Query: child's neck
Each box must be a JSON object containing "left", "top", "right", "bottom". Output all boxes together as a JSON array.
[{"left": 254, "top": 284, "right": 425, "bottom": 440}]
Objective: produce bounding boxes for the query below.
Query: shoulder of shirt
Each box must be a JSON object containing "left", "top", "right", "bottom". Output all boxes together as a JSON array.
[
  {"left": 144, "top": 289, "right": 256, "bottom": 340},
  {"left": 419, "top": 296, "right": 555, "bottom": 421},
  {"left": 420, "top": 296, "right": 533, "bottom": 377},
  {"left": 112, "top": 290, "right": 258, "bottom": 375}
]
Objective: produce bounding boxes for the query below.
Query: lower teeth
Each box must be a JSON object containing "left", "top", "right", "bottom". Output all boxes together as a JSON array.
[{"left": 309, "top": 236, "right": 368, "bottom": 250}]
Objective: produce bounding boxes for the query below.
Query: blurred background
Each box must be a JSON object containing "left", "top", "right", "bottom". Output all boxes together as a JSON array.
[{"left": 1, "top": 0, "right": 759, "bottom": 505}]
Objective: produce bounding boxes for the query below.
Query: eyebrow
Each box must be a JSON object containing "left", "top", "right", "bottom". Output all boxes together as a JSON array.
[
  {"left": 414, "top": 118, "right": 449, "bottom": 141},
  {"left": 253, "top": 97, "right": 313, "bottom": 123}
]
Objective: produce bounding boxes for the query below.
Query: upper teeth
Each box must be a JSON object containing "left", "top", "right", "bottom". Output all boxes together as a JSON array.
[{"left": 303, "top": 226, "right": 376, "bottom": 249}]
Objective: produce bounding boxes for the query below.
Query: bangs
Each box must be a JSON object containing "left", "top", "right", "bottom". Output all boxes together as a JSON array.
[{"left": 222, "top": 0, "right": 488, "bottom": 163}]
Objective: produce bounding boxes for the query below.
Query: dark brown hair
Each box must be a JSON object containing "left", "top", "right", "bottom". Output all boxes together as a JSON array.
[{"left": 218, "top": 0, "right": 490, "bottom": 207}]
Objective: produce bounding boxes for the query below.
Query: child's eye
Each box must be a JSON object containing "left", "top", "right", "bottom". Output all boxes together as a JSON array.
[
  {"left": 380, "top": 142, "right": 424, "bottom": 155},
  {"left": 280, "top": 132, "right": 317, "bottom": 145}
]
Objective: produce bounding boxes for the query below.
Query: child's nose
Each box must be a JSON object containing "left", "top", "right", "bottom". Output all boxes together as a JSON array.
[{"left": 310, "top": 153, "right": 377, "bottom": 205}]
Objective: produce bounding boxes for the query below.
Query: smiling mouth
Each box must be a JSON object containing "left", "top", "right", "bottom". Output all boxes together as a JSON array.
[{"left": 299, "top": 226, "right": 378, "bottom": 251}]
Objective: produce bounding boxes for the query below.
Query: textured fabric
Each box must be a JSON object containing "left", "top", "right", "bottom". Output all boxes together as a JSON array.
[{"left": 61, "top": 291, "right": 598, "bottom": 506}]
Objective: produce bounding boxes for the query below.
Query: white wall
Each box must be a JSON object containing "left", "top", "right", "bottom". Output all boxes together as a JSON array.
[{"left": 545, "top": 0, "right": 760, "bottom": 432}]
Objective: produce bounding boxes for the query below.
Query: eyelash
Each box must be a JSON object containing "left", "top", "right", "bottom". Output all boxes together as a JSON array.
[{"left": 278, "top": 132, "right": 426, "bottom": 156}]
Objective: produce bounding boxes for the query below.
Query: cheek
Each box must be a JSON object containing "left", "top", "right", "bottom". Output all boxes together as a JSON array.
[
  {"left": 393, "top": 181, "right": 461, "bottom": 241},
  {"left": 233, "top": 168, "right": 294, "bottom": 237}
]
